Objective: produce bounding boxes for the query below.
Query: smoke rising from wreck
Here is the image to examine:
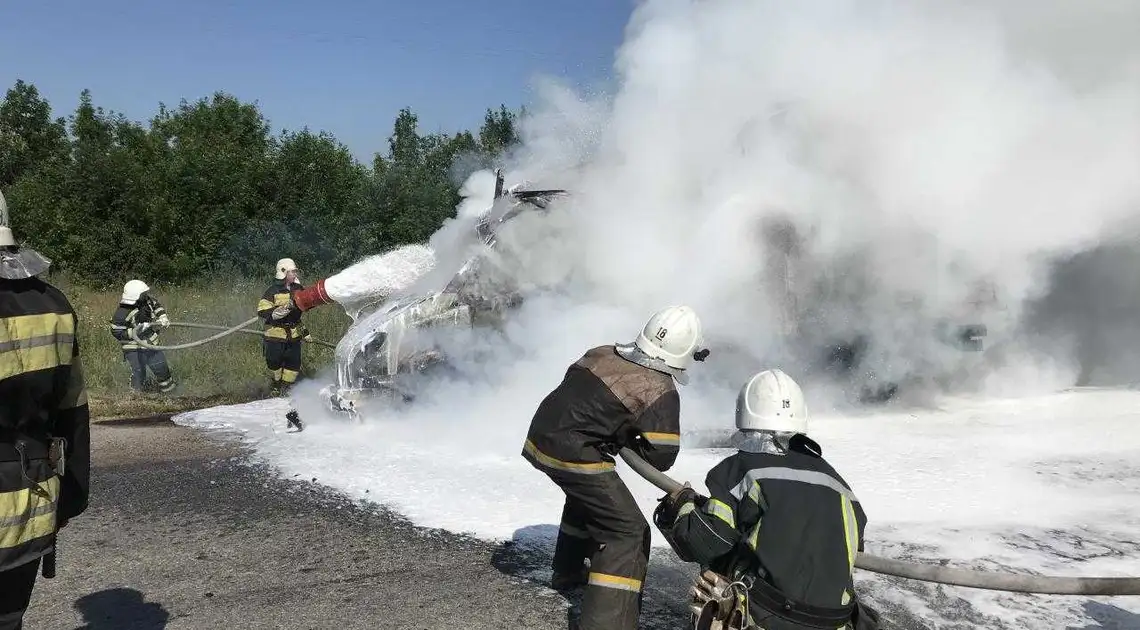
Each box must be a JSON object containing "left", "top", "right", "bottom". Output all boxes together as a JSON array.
[{"left": 304, "top": 0, "right": 1140, "bottom": 435}]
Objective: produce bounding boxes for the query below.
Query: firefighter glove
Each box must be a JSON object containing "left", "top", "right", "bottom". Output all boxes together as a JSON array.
[
  {"left": 156, "top": 314, "right": 171, "bottom": 328},
  {"left": 271, "top": 305, "right": 291, "bottom": 320},
  {"left": 656, "top": 482, "right": 705, "bottom": 527}
]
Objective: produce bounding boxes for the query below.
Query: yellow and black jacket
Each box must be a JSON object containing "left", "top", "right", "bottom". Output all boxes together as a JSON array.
[
  {"left": 109, "top": 296, "right": 167, "bottom": 350},
  {"left": 669, "top": 435, "right": 868, "bottom": 630},
  {"left": 0, "top": 277, "right": 91, "bottom": 572},
  {"left": 522, "top": 345, "right": 681, "bottom": 476},
  {"left": 257, "top": 279, "right": 308, "bottom": 342}
]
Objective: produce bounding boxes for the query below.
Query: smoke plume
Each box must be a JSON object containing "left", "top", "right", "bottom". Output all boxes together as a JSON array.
[{"left": 325, "top": 0, "right": 1140, "bottom": 437}]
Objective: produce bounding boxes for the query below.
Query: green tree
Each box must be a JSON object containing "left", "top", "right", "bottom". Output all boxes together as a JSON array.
[
  {"left": 149, "top": 92, "right": 275, "bottom": 278},
  {"left": 477, "top": 104, "right": 519, "bottom": 157},
  {"left": 0, "top": 80, "right": 68, "bottom": 188}
]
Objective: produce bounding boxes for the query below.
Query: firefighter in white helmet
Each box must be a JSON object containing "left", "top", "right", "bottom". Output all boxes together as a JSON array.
[
  {"left": 109, "top": 279, "right": 175, "bottom": 393},
  {"left": 654, "top": 369, "right": 882, "bottom": 630},
  {"left": 522, "top": 305, "right": 710, "bottom": 630},
  {"left": 256, "top": 258, "right": 309, "bottom": 428},
  {"left": 0, "top": 188, "right": 91, "bottom": 628}
]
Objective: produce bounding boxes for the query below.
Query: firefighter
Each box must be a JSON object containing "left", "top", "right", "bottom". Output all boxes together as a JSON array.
[
  {"left": 257, "top": 257, "right": 312, "bottom": 398},
  {"left": 522, "top": 305, "right": 710, "bottom": 630},
  {"left": 257, "top": 258, "right": 308, "bottom": 431},
  {"left": 654, "top": 369, "right": 881, "bottom": 630},
  {"left": 109, "top": 279, "right": 175, "bottom": 393},
  {"left": 0, "top": 190, "right": 91, "bottom": 629}
]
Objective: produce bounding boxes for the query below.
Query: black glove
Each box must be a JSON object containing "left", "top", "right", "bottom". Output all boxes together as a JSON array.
[{"left": 654, "top": 483, "right": 706, "bottom": 528}]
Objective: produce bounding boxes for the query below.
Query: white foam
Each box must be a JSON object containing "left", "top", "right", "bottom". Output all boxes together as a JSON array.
[
  {"left": 322, "top": 245, "right": 438, "bottom": 316},
  {"left": 176, "top": 387, "right": 1140, "bottom": 627}
]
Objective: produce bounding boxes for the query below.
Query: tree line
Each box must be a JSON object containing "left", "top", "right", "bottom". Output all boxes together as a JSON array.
[{"left": 0, "top": 80, "right": 520, "bottom": 285}]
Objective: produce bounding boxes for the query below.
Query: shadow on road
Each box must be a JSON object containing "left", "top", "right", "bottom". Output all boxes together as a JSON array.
[
  {"left": 1067, "top": 601, "right": 1140, "bottom": 630},
  {"left": 489, "top": 523, "right": 699, "bottom": 630},
  {"left": 73, "top": 587, "right": 169, "bottom": 630}
]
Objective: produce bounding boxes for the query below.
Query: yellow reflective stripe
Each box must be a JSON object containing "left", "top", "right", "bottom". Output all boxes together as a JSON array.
[
  {"left": 747, "top": 481, "right": 763, "bottom": 506},
  {"left": 273, "top": 293, "right": 292, "bottom": 307},
  {"left": 264, "top": 326, "right": 289, "bottom": 340},
  {"left": 703, "top": 498, "right": 736, "bottom": 528},
  {"left": 840, "top": 495, "right": 859, "bottom": 605},
  {"left": 587, "top": 572, "right": 642, "bottom": 593},
  {"left": 677, "top": 502, "right": 696, "bottom": 518},
  {"left": 0, "top": 476, "right": 59, "bottom": 550},
  {"left": 257, "top": 299, "right": 275, "bottom": 312},
  {"left": 264, "top": 326, "right": 304, "bottom": 340},
  {"left": 747, "top": 519, "right": 761, "bottom": 550},
  {"left": 840, "top": 495, "right": 858, "bottom": 574},
  {"left": 642, "top": 432, "right": 680, "bottom": 446},
  {"left": 58, "top": 355, "right": 88, "bottom": 410},
  {"left": 0, "top": 312, "right": 76, "bottom": 342},
  {"left": 0, "top": 313, "right": 76, "bottom": 380},
  {"left": 523, "top": 440, "right": 616, "bottom": 475},
  {"left": 281, "top": 369, "right": 299, "bottom": 384}
]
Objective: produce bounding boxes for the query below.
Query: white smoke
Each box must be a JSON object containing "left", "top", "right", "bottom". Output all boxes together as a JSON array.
[{"left": 330, "top": 0, "right": 1140, "bottom": 435}]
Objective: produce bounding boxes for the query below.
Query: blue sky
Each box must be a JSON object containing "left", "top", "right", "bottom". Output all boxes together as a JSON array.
[{"left": 0, "top": 0, "right": 632, "bottom": 162}]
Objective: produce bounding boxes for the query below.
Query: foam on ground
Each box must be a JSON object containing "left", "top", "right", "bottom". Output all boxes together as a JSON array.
[{"left": 175, "top": 387, "right": 1140, "bottom": 628}]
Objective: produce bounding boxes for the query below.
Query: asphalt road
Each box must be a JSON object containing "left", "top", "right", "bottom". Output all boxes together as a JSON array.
[
  {"left": 25, "top": 418, "right": 581, "bottom": 629},
  {"left": 26, "top": 417, "right": 1118, "bottom": 630}
]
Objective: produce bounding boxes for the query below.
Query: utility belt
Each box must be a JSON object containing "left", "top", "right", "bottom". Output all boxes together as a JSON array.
[{"left": 0, "top": 434, "right": 67, "bottom": 478}]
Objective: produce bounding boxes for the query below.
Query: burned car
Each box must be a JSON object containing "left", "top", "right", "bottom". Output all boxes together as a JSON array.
[
  {"left": 319, "top": 170, "right": 568, "bottom": 416},
  {"left": 319, "top": 174, "right": 992, "bottom": 418}
]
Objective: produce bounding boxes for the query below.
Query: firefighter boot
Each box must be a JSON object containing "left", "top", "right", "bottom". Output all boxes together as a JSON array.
[{"left": 286, "top": 409, "right": 304, "bottom": 432}]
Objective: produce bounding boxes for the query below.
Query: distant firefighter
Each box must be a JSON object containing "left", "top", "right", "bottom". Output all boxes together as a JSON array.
[
  {"left": 109, "top": 279, "right": 176, "bottom": 393},
  {"left": 257, "top": 257, "right": 312, "bottom": 399}
]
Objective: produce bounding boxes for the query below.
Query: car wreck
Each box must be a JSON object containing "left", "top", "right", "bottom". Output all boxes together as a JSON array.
[
  {"left": 318, "top": 171, "right": 991, "bottom": 418},
  {"left": 318, "top": 170, "right": 569, "bottom": 417}
]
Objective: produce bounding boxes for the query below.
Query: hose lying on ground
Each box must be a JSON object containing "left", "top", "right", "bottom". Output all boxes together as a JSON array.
[
  {"left": 618, "top": 447, "right": 1140, "bottom": 596},
  {"left": 128, "top": 319, "right": 338, "bottom": 351}
]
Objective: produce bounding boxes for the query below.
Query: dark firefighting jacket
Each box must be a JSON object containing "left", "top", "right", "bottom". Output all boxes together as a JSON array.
[
  {"left": 257, "top": 279, "right": 308, "bottom": 342},
  {"left": 0, "top": 277, "right": 92, "bottom": 572},
  {"left": 109, "top": 295, "right": 168, "bottom": 350},
  {"left": 670, "top": 435, "right": 867, "bottom": 629},
  {"left": 523, "top": 345, "right": 681, "bottom": 475}
]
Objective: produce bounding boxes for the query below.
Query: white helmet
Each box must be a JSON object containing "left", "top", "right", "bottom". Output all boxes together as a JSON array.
[
  {"left": 121, "top": 279, "right": 150, "bottom": 305},
  {"left": 634, "top": 304, "right": 708, "bottom": 377},
  {"left": 736, "top": 369, "right": 809, "bottom": 434},
  {"left": 275, "top": 258, "right": 299, "bottom": 280}
]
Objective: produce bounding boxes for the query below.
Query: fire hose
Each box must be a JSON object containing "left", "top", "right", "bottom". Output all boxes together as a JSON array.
[
  {"left": 618, "top": 447, "right": 1140, "bottom": 596},
  {"left": 127, "top": 319, "right": 338, "bottom": 350}
]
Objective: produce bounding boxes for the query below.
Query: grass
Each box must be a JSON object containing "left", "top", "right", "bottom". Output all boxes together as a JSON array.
[{"left": 52, "top": 276, "right": 354, "bottom": 419}]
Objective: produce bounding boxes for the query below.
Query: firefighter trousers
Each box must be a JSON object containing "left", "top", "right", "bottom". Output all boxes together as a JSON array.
[
  {"left": 0, "top": 557, "right": 40, "bottom": 630},
  {"left": 123, "top": 349, "right": 174, "bottom": 393},
  {"left": 545, "top": 469, "right": 651, "bottom": 630},
  {"left": 263, "top": 339, "right": 302, "bottom": 392}
]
